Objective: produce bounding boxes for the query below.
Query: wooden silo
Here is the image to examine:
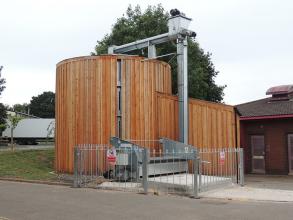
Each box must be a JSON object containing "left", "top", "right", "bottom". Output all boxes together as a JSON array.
[{"left": 55, "top": 55, "right": 172, "bottom": 172}]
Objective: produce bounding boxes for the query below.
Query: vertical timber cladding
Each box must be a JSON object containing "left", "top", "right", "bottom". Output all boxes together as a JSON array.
[
  {"left": 56, "top": 56, "right": 117, "bottom": 173},
  {"left": 120, "top": 58, "right": 172, "bottom": 148},
  {"left": 55, "top": 55, "right": 172, "bottom": 173},
  {"left": 157, "top": 93, "right": 240, "bottom": 176},
  {"left": 157, "top": 93, "right": 240, "bottom": 148}
]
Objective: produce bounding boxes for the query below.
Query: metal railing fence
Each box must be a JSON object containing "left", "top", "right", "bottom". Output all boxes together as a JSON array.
[
  {"left": 198, "top": 148, "right": 244, "bottom": 192},
  {"left": 73, "top": 144, "right": 145, "bottom": 193},
  {"left": 73, "top": 138, "right": 244, "bottom": 198}
]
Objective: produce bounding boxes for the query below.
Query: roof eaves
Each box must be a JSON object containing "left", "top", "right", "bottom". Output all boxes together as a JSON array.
[{"left": 240, "top": 114, "right": 293, "bottom": 121}]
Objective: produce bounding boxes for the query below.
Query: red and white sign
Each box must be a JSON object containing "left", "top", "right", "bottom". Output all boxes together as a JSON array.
[
  {"left": 220, "top": 151, "right": 225, "bottom": 165},
  {"left": 107, "top": 148, "right": 117, "bottom": 164}
]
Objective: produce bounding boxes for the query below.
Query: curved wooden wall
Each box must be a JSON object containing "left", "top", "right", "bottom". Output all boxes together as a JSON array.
[{"left": 55, "top": 55, "right": 172, "bottom": 172}]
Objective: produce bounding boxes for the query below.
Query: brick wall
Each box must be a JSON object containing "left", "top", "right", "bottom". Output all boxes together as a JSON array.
[{"left": 240, "top": 118, "right": 293, "bottom": 174}]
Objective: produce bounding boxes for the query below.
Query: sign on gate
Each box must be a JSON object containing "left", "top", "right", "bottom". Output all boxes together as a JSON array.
[
  {"left": 220, "top": 151, "right": 225, "bottom": 165},
  {"left": 107, "top": 148, "right": 117, "bottom": 164}
]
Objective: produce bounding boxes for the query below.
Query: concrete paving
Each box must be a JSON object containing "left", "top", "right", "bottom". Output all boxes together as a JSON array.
[
  {"left": 201, "top": 186, "right": 293, "bottom": 202},
  {"left": 79, "top": 174, "right": 293, "bottom": 202},
  {"left": 99, "top": 174, "right": 231, "bottom": 192},
  {"left": 0, "top": 180, "right": 293, "bottom": 220},
  {"left": 245, "top": 174, "right": 293, "bottom": 191},
  {"left": 201, "top": 175, "right": 293, "bottom": 202},
  {"left": 148, "top": 173, "right": 230, "bottom": 186}
]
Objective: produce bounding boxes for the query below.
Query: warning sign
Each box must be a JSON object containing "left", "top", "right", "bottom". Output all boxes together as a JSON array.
[
  {"left": 107, "top": 148, "right": 117, "bottom": 164},
  {"left": 220, "top": 151, "right": 225, "bottom": 165}
]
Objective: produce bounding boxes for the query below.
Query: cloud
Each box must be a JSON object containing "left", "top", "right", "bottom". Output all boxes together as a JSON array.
[{"left": 0, "top": 0, "right": 293, "bottom": 105}]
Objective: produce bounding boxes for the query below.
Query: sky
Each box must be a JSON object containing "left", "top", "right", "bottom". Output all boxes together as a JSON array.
[{"left": 0, "top": 0, "right": 292, "bottom": 106}]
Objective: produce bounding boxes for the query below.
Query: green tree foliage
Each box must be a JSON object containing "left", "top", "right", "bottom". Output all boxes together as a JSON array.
[
  {"left": 92, "top": 5, "right": 225, "bottom": 102},
  {"left": 0, "top": 103, "right": 7, "bottom": 133},
  {"left": 29, "top": 91, "right": 55, "bottom": 118},
  {"left": 0, "top": 66, "right": 7, "bottom": 133},
  {"left": 0, "top": 66, "right": 6, "bottom": 96},
  {"left": 12, "top": 103, "right": 29, "bottom": 114},
  {"left": 7, "top": 114, "right": 23, "bottom": 151}
]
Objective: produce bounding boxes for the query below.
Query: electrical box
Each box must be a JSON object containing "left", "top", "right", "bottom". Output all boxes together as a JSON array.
[
  {"left": 116, "top": 153, "right": 129, "bottom": 166},
  {"left": 168, "top": 15, "right": 192, "bottom": 36}
]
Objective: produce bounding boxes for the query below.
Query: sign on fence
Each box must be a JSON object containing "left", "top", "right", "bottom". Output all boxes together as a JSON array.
[
  {"left": 107, "top": 148, "right": 117, "bottom": 164},
  {"left": 220, "top": 151, "right": 225, "bottom": 165}
]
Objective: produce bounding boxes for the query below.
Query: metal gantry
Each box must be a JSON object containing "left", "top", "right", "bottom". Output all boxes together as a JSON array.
[{"left": 108, "top": 9, "right": 196, "bottom": 144}]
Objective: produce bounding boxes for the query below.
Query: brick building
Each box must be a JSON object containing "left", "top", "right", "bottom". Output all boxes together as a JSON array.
[{"left": 236, "top": 85, "right": 293, "bottom": 175}]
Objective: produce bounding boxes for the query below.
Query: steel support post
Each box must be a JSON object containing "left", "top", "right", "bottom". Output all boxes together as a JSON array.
[
  {"left": 239, "top": 149, "right": 245, "bottom": 186},
  {"left": 192, "top": 149, "right": 199, "bottom": 198},
  {"left": 148, "top": 44, "right": 156, "bottom": 58},
  {"left": 177, "top": 36, "right": 189, "bottom": 144},
  {"left": 142, "top": 148, "right": 149, "bottom": 194},
  {"left": 198, "top": 157, "right": 202, "bottom": 190},
  {"left": 73, "top": 147, "right": 80, "bottom": 188}
]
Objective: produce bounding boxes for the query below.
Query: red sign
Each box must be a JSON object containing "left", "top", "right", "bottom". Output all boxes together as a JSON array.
[
  {"left": 220, "top": 151, "right": 225, "bottom": 165},
  {"left": 107, "top": 148, "right": 117, "bottom": 164}
]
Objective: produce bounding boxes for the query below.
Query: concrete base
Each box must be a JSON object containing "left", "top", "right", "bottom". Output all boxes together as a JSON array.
[
  {"left": 97, "top": 174, "right": 233, "bottom": 194},
  {"left": 201, "top": 186, "right": 293, "bottom": 202},
  {"left": 202, "top": 175, "right": 293, "bottom": 202}
]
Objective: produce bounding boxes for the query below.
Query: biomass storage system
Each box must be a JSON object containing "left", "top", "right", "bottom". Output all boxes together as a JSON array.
[
  {"left": 55, "top": 55, "right": 240, "bottom": 173},
  {"left": 55, "top": 55, "right": 172, "bottom": 172}
]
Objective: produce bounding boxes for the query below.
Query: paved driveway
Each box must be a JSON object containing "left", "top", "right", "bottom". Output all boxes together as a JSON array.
[
  {"left": 0, "top": 181, "right": 292, "bottom": 220},
  {"left": 245, "top": 174, "right": 293, "bottom": 191},
  {"left": 202, "top": 175, "right": 293, "bottom": 202}
]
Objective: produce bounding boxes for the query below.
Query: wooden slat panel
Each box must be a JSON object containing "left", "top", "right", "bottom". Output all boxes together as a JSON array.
[
  {"left": 56, "top": 56, "right": 116, "bottom": 172},
  {"left": 120, "top": 58, "right": 172, "bottom": 144},
  {"left": 157, "top": 93, "right": 240, "bottom": 149}
]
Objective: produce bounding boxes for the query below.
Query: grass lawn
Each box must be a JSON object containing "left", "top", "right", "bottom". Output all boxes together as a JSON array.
[{"left": 0, "top": 149, "right": 57, "bottom": 181}]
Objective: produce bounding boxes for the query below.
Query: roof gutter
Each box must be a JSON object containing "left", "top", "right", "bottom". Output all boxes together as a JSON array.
[{"left": 240, "top": 114, "right": 293, "bottom": 121}]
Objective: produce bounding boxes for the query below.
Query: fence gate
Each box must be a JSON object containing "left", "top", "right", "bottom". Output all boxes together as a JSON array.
[
  {"left": 73, "top": 137, "right": 244, "bottom": 198},
  {"left": 197, "top": 148, "right": 244, "bottom": 193}
]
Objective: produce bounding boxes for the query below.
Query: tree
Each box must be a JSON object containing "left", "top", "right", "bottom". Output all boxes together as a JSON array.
[
  {"left": 92, "top": 5, "right": 226, "bottom": 102},
  {"left": 0, "top": 66, "right": 6, "bottom": 96},
  {"left": 12, "top": 103, "right": 29, "bottom": 114},
  {"left": 7, "top": 115, "right": 23, "bottom": 151},
  {"left": 46, "top": 120, "right": 55, "bottom": 144},
  {"left": 0, "top": 103, "right": 7, "bottom": 134},
  {"left": 29, "top": 91, "right": 55, "bottom": 118},
  {"left": 0, "top": 66, "right": 7, "bottom": 133}
]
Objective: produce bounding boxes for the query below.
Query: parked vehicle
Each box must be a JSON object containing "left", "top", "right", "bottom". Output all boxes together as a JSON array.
[{"left": 2, "top": 118, "right": 55, "bottom": 145}]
